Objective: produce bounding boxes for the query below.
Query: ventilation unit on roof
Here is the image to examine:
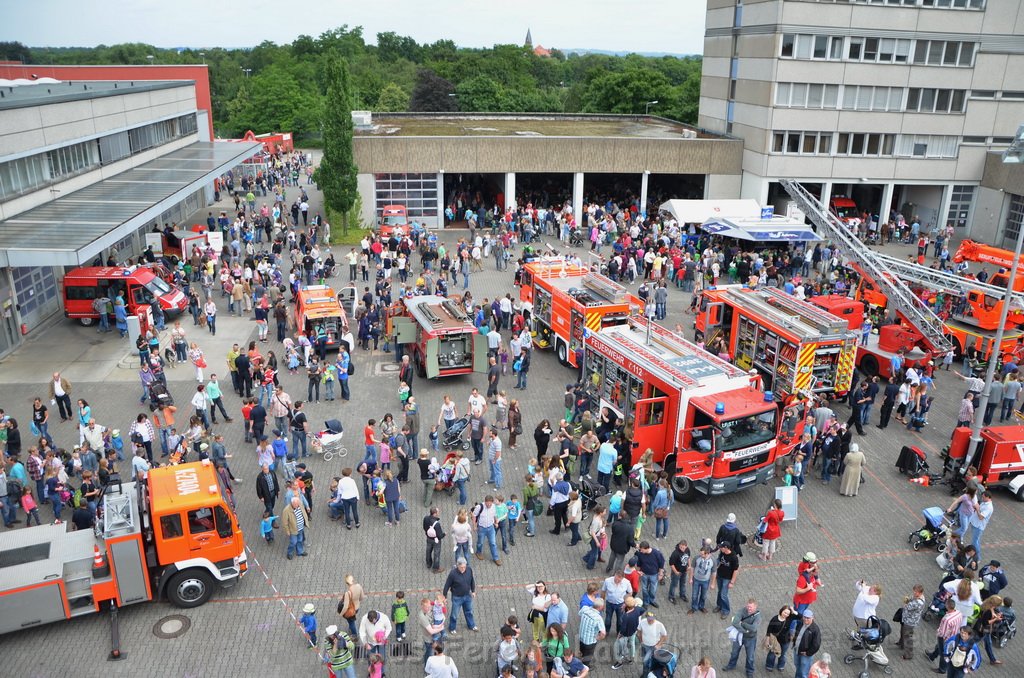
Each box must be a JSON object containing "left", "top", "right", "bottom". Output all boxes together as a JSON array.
[
  {"left": 351, "top": 111, "right": 373, "bottom": 128},
  {"left": 681, "top": 130, "right": 697, "bottom": 139}
]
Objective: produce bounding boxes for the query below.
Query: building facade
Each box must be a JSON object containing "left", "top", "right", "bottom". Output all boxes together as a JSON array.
[
  {"left": 699, "top": 0, "right": 1024, "bottom": 240},
  {"left": 0, "top": 74, "right": 258, "bottom": 357}
]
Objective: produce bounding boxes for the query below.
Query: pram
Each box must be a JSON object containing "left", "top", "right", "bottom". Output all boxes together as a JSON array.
[
  {"left": 994, "top": 613, "right": 1017, "bottom": 648},
  {"left": 895, "top": 445, "right": 929, "bottom": 476},
  {"left": 148, "top": 381, "right": 174, "bottom": 412},
  {"left": 442, "top": 416, "right": 471, "bottom": 452},
  {"left": 433, "top": 452, "right": 459, "bottom": 495},
  {"left": 644, "top": 643, "right": 679, "bottom": 677},
  {"left": 311, "top": 419, "right": 346, "bottom": 462},
  {"left": 844, "top": 616, "right": 893, "bottom": 677},
  {"left": 909, "top": 506, "right": 954, "bottom": 552},
  {"left": 571, "top": 476, "right": 608, "bottom": 521}
]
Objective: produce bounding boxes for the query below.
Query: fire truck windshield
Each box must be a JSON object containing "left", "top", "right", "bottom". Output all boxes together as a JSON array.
[
  {"left": 144, "top": 276, "right": 172, "bottom": 296},
  {"left": 716, "top": 409, "right": 777, "bottom": 452},
  {"left": 834, "top": 204, "right": 858, "bottom": 220}
]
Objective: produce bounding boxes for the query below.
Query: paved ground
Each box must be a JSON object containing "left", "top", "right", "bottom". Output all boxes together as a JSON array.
[{"left": 2, "top": 167, "right": 1023, "bottom": 677}]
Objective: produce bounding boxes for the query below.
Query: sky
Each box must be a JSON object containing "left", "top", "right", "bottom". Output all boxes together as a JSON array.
[{"left": 1, "top": 0, "right": 707, "bottom": 56}]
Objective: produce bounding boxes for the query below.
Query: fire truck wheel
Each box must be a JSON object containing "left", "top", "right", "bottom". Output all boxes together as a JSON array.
[
  {"left": 167, "top": 569, "right": 215, "bottom": 608},
  {"left": 1017, "top": 486, "right": 1024, "bottom": 503},
  {"left": 671, "top": 474, "right": 697, "bottom": 504},
  {"left": 80, "top": 317, "right": 95, "bottom": 327},
  {"left": 859, "top": 354, "right": 879, "bottom": 379},
  {"left": 416, "top": 357, "right": 427, "bottom": 379},
  {"left": 556, "top": 340, "right": 568, "bottom": 366}
]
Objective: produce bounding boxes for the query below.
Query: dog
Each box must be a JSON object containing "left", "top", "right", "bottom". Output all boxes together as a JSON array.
[{"left": 163, "top": 347, "right": 178, "bottom": 367}]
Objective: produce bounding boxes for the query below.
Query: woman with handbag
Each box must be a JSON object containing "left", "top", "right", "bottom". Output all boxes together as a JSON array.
[
  {"left": 507, "top": 400, "right": 522, "bottom": 449},
  {"left": 651, "top": 479, "right": 672, "bottom": 540},
  {"left": 582, "top": 506, "right": 607, "bottom": 570},
  {"left": 189, "top": 342, "right": 207, "bottom": 382},
  {"left": 337, "top": 574, "right": 364, "bottom": 636},
  {"left": 764, "top": 606, "right": 793, "bottom": 672},
  {"left": 521, "top": 473, "right": 540, "bottom": 538},
  {"left": 527, "top": 581, "right": 552, "bottom": 642}
]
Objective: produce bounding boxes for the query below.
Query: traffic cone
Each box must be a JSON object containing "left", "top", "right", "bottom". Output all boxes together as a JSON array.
[
  {"left": 909, "top": 476, "right": 929, "bottom": 486},
  {"left": 92, "top": 545, "right": 110, "bottom": 577}
]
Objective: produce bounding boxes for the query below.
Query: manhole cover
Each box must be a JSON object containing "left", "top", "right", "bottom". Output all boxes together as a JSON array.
[
  {"left": 153, "top": 614, "right": 191, "bottom": 639},
  {"left": 380, "top": 363, "right": 400, "bottom": 372}
]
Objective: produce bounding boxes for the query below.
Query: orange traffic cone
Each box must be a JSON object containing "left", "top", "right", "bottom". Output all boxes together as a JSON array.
[
  {"left": 909, "top": 476, "right": 929, "bottom": 486},
  {"left": 92, "top": 545, "right": 110, "bottom": 577}
]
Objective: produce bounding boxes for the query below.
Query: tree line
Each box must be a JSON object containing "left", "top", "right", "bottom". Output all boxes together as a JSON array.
[{"left": 3, "top": 28, "right": 701, "bottom": 139}]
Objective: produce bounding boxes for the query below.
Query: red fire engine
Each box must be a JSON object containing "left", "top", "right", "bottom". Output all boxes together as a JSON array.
[
  {"left": 584, "top": 317, "right": 802, "bottom": 502},
  {"left": 519, "top": 259, "right": 643, "bottom": 368},
  {"left": 386, "top": 295, "right": 488, "bottom": 378},
  {"left": 946, "top": 426, "right": 1024, "bottom": 501}
]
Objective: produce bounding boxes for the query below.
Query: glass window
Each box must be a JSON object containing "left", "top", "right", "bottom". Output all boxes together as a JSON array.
[
  {"left": 791, "top": 84, "right": 808, "bottom": 107},
  {"left": 814, "top": 36, "right": 828, "bottom": 59},
  {"left": 951, "top": 90, "right": 965, "bottom": 111},
  {"left": 796, "top": 35, "right": 813, "bottom": 59},
  {"left": 808, "top": 84, "right": 824, "bottom": 108},
  {"left": 776, "top": 83, "right": 792, "bottom": 106},
  {"left": 867, "top": 134, "right": 881, "bottom": 155},
  {"left": 830, "top": 37, "right": 844, "bottom": 59},
  {"left": 944, "top": 42, "right": 959, "bottom": 65},
  {"left": 786, "top": 133, "right": 800, "bottom": 153},
  {"left": 849, "top": 38, "right": 863, "bottom": 60},
  {"left": 883, "top": 135, "right": 895, "bottom": 155},
  {"left": 913, "top": 41, "right": 928, "bottom": 64},
  {"left": 781, "top": 34, "right": 795, "bottom": 57},
  {"left": 936, "top": 89, "right": 951, "bottom": 111},
  {"left": 879, "top": 38, "right": 896, "bottom": 62},
  {"left": 851, "top": 134, "right": 865, "bottom": 155},
  {"left": 773, "top": 133, "right": 785, "bottom": 153},
  {"left": 1003, "top": 91, "right": 1024, "bottom": 100},
  {"left": 864, "top": 38, "right": 879, "bottom": 61},
  {"left": 160, "top": 514, "right": 184, "bottom": 539},
  {"left": 818, "top": 133, "right": 833, "bottom": 154},
  {"left": 961, "top": 136, "right": 987, "bottom": 144},
  {"left": 921, "top": 89, "right": 936, "bottom": 111},
  {"left": 838, "top": 133, "right": 850, "bottom": 154},
  {"left": 1005, "top": 194, "right": 1024, "bottom": 243},
  {"left": 802, "top": 133, "right": 818, "bottom": 153},
  {"left": 187, "top": 508, "right": 215, "bottom": 535},
  {"left": 895, "top": 40, "right": 911, "bottom": 63}
]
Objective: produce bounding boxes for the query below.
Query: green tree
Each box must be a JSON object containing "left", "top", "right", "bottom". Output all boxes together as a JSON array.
[
  {"left": 226, "top": 64, "right": 320, "bottom": 137},
  {"left": 0, "top": 41, "right": 31, "bottom": 62},
  {"left": 581, "top": 65, "right": 672, "bottom": 114},
  {"left": 313, "top": 52, "right": 359, "bottom": 235},
  {"left": 455, "top": 74, "right": 505, "bottom": 112},
  {"left": 376, "top": 32, "right": 421, "bottom": 63},
  {"left": 375, "top": 82, "right": 410, "bottom": 111}
]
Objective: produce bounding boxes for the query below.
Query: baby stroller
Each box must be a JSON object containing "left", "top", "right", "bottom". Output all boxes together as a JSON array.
[
  {"left": 844, "top": 616, "right": 893, "bottom": 677},
  {"left": 908, "top": 506, "right": 953, "bottom": 552},
  {"left": 311, "top": 419, "right": 346, "bottom": 462},
  {"left": 645, "top": 643, "right": 679, "bottom": 677},
  {"left": 434, "top": 452, "right": 459, "bottom": 495},
  {"left": 148, "top": 381, "right": 174, "bottom": 412},
  {"left": 993, "top": 612, "right": 1017, "bottom": 649},
  {"left": 442, "top": 416, "right": 471, "bottom": 452},
  {"left": 895, "top": 445, "right": 929, "bottom": 476},
  {"left": 572, "top": 476, "right": 608, "bottom": 522}
]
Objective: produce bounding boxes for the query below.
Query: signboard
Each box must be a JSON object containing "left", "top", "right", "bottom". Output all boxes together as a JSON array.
[
  {"left": 145, "top": 233, "right": 164, "bottom": 254},
  {"left": 775, "top": 485, "right": 798, "bottom": 523},
  {"left": 761, "top": 206, "right": 775, "bottom": 220},
  {"left": 749, "top": 229, "right": 818, "bottom": 241},
  {"left": 206, "top": 231, "right": 224, "bottom": 251}
]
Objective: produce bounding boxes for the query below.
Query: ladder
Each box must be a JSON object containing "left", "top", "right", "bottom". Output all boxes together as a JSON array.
[
  {"left": 873, "top": 252, "right": 1019, "bottom": 302},
  {"left": 780, "top": 180, "right": 953, "bottom": 353}
]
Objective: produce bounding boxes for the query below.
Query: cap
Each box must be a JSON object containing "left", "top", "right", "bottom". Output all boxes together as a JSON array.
[
  {"left": 727, "top": 513, "right": 736, "bottom": 523},
  {"left": 803, "top": 552, "right": 817, "bottom": 563},
  {"left": 200, "top": 442, "right": 209, "bottom": 451},
  {"left": 325, "top": 625, "right": 338, "bottom": 636},
  {"left": 989, "top": 560, "right": 1001, "bottom": 567},
  {"left": 719, "top": 541, "right": 731, "bottom": 549},
  {"left": 456, "top": 557, "right": 467, "bottom": 565},
  {"left": 646, "top": 611, "right": 655, "bottom": 617},
  {"left": 803, "top": 608, "right": 814, "bottom": 618},
  {"left": 303, "top": 603, "right": 316, "bottom": 614},
  {"left": 260, "top": 435, "right": 269, "bottom": 441}
]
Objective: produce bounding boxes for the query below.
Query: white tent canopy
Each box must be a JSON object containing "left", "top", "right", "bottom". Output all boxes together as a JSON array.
[
  {"left": 701, "top": 215, "right": 822, "bottom": 242},
  {"left": 659, "top": 199, "right": 761, "bottom": 224}
]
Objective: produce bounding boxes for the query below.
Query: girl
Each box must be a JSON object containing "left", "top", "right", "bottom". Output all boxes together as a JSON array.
[
  {"left": 188, "top": 342, "right": 206, "bottom": 382},
  {"left": 366, "top": 653, "right": 384, "bottom": 678},
  {"left": 22, "top": 486, "right": 42, "bottom": 526},
  {"left": 507, "top": 400, "right": 522, "bottom": 450},
  {"left": 651, "top": 478, "right": 671, "bottom": 540},
  {"left": 527, "top": 582, "right": 552, "bottom": 642}
]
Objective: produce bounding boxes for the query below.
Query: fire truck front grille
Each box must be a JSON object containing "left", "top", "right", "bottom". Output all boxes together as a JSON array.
[{"left": 728, "top": 451, "right": 770, "bottom": 473}]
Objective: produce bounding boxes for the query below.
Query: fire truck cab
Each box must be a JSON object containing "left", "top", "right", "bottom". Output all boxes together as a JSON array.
[
  {"left": 0, "top": 461, "right": 245, "bottom": 636},
  {"left": 946, "top": 426, "right": 1024, "bottom": 501},
  {"left": 695, "top": 285, "right": 858, "bottom": 399},
  {"left": 295, "top": 285, "right": 353, "bottom": 352},
  {"left": 520, "top": 259, "right": 642, "bottom": 368},
  {"left": 387, "top": 295, "right": 488, "bottom": 378},
  {"left": 584, "top": 317, "right": 794, "bottom": 502}
]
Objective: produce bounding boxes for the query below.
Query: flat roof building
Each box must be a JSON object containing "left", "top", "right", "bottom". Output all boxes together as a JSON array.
[
  {"left": 699, "top": 0, "right": 1024, "bottom": 243},
  {"left": 351, "top": 112, "right": 743, "bottom": 228},
  {"left": 0, "top": 71, "right": 259, "bottom": 357}
]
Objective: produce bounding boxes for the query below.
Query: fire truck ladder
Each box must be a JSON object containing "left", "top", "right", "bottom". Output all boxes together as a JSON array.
[
  {"left": 582, "top": 273, "right": 627, "bottom": 304},
  {"left": 872, "top": 252, "right": 1020, "bottom": 304},
  {"left": 780, "top": 179, "right": 953, "bottom": 353}
]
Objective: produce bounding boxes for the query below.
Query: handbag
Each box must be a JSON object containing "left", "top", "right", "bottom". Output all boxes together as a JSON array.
[
  {"left": 654, "top": 507, "right": 669, "bottom": 519},
  {"left": 762, "top": 634, "right": 782, "bottom": 655},
  {"left": 30, "top": 421, "right": 40, "bottom": 437},
  {"left": 893, "top": 607, "right": 904, "bottom": 623},
  {"left": 513, "top": 423, "right": 523, "bottom": 435},
  {"left": 531, "top": 498, "right": 544, "bottom": 516},
  {"left": 196, "top": 356, "right": 208, "bottom": 369}
]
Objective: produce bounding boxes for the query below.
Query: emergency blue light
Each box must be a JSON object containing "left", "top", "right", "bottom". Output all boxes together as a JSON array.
[
  {"left": 715, "top": 402, "right": 725, "bottom": 414},
  {"left": 763, "top": 391, "right": 774, "bottom": 402}
]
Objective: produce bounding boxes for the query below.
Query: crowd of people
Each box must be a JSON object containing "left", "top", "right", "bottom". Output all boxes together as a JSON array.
[{"left": 3, "top": 171, "right": 1021, "bottom": 678}]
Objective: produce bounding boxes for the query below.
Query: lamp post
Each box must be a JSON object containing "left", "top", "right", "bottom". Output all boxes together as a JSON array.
[
  {"left": 645, "top": 100, "right": 659, "bottom": 115},
  {"left": 963, "top": 123, "right": 1024, "bottom": 470},
  {"left": 146, "top": 55, "right": 154, "bottom": 65},
  {"left": 241, "top": 68, "right": 252, "bottom": 78},
  {"left": 199, "top": 52, "right": 206, "bottom": 65}
]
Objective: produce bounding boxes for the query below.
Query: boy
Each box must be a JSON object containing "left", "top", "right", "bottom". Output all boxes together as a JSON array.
[
  {"left": 392, "top": 590, "right": 410, "bottom": 641},
  {"left": 261, "top": 510, "right": 276, "bottom": 543},
  {"left": 300, "top": 603, "right": 317, "bottom": 646},
  {"left": 506, "top": 494, "right": 522, "bottom": 547},
  {"left": 496, "top": 624, "right": 521, "bottom": 675}
]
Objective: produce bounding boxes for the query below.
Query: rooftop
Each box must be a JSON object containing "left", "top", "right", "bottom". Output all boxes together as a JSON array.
[
  {"left": 355, "top": 113, "right": 714, "bottom": 139},
  {"left": 0, "top": 80, "right": 193, "bottom": 111}
]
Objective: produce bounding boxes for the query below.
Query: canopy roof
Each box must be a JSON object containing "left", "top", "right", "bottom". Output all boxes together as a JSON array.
[{"left": 659, "top": 199, "right": 761, "bottom": 224}]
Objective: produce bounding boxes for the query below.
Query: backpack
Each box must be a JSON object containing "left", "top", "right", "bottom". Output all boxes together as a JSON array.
[
  {"left": 69, "top": 487, "right": 83, "bottom": 509},
  {"left": 347, "top": 360, "right": 355, "bottom": 376},
  {"left": 6, "top": 477, "right": 23, "bottom": 500}
]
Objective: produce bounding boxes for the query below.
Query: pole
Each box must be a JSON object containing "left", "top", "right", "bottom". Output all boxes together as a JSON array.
[
  {"left": 107, "top": 601, "right": 126, "bottom": 661},
  {"left": 963, "top": 218, "right": 1024, "bottom": 469}
]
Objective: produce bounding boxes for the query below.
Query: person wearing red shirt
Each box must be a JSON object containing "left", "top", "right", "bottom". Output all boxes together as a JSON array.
[
  {"left": 623, "top": 558, "right": 641, "bottom": 597},
  {"left": 363, "top": 418, "right": 379, "bottom": 463},
  {"left": 790, "top": 553, "right": 821, "bottom": 632},
  {"left": 760, "top": 499, "right": 785, "bottom": 562}
]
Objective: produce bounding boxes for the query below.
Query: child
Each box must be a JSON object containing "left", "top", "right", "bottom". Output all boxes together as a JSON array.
[
  {"left": 499, "top": 346, "right": 510, "bottom": 375},
  {"left": 495, "top": 493, "right": 509, "bottom": 555},
  {"left": 367, "top": 653, "right": 384, "bottom": 678},
  {"left": 506, "top": 494, "right": 521, "bottom": 547},
  {"left": 300, "top": 603, "right": 318, "bottom": 646},
  {"left": 428, "top": 425, "right": 439, "bottom": 453},
  {"left": 392, "top": 590, "right": 409, "bottom": 641},
  {"left": 506, "top": 614, "right": 522, "bottom": 639},
  {"left": 793, "top": 453, "right": 806, "bottom": 491},
  {"left": 782, "top": 465, "right": 795, "bottom": 486},
  {"left": 379, "top": 440, "right": 392, "bottom": 471},
  {"left": 21, "top": 487, "right": 42, "bottom": 526},
  {"left": 398, "top": 380, "right": 410, "bottom": 405},
  {"left": 564, "top": 384, "right": 575, "bottom": 422},
  {"left": 431, "top": 591, "right": 447, "bottom": 642},
  {"left": 608, "top": 490, "right": 624, "bottom": 522},
  {"left": 261, "top": 510, "right": 276, "bottom": 543}
]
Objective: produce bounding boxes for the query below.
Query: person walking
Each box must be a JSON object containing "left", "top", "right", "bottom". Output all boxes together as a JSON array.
[
  {"left": 424, "top": 506, "right": 445, "bottom": 573},
  {"left": 49, "top": 372, "right": 73, "bottom": 422},
  {"left": 724, "top": 598, "right": 761, "bottom": 678},
  {"left": 942, "top": 626, "right": 982, "bottom": 678},
  {"left": 473, "top": 495, "right": 501, "bottom": 566},
  {"left": 282, "top": 495, "right": 309, "bottom": 560},
  {"left": 760, "top": 499, "right": 784, "bottom": 561},
  {"left": 442, "top": 557, "right": 479, "bottom": 634},
  {"left": 712, "top": 542, "right": 740, "bottom": 620},
  {"left": 764, "top": 606, "right": 793, "bottom": 673},
  {"left": 418, "top": 449, "right": 436, "bottom": 508},
  {"left": 839, "top": 442, "right": 866, "bottom": 497},
  {"left": 338, "top": 574, "right": 365, "bottom": 637},
  {"left": 256, "top": 463, "right": 278, "bottom": 512},
  {"left": 792, "top": 609, "right": 821, "bottom": 678},
  {"left": 926, "top": 598, "right": 962, "bottom": 673},
  {"left": 605, "top": 513, "right": 636, "bottom": 574}
]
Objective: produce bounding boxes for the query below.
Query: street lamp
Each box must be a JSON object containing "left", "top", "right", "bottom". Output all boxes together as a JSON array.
[
  {"left": 199, "top": 51, "right": 206, "bottom": 65},
  {"left": 146, "top": 55, "right": 154, "bottom": 65},
  {"left": 962, "top": 124, "right": 1024, "bottom": 470},
  {"left": 645, "top": 100, "right": 659, "bottom": 115},
  {"left": 241, "top": 68, "right": 252, "bottom": 78}
]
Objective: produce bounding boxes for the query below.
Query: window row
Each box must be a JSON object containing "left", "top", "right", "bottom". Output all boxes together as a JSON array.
[
  {"left": 807, "top": 0, "right": 984, "bottom": 8},
  {"left": 775, "top": 83, "right": 967, "bottom": 113},
  {"left": 0, "top": 113, "right": 200, "bottom": 201},
  {"left": 781, "top": 33, "right": 976, "bottom": 67},
  {"left": 772, "top": 131, "right": 960, "bottom": 158}
]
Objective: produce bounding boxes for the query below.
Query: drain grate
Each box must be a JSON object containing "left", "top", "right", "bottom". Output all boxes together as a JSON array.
[{"left": 153, "top": 614, "right": 191, "bottom": 639}]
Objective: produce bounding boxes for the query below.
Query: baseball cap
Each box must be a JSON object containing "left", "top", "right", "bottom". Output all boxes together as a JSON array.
[
  {"left": 719, "top": 541, "right": 731, "bottom": 549},
  {"left": 989, "top": 560, "right": 1001, "bottom": 567},
  {"left": 646, "top": 611, "right": 655, "bottom": 618},
  {"left": 803, "top": 552, "right": 817, "bottom": 563},
  {"left": 803, "top": 609, "right": 814, "bottom": 618},
  {"left": 727, "top": 513, "right": 736, "bottom": 523}
]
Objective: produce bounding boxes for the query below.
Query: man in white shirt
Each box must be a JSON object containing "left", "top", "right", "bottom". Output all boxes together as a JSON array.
[
  {"left": 473, "top": 495, "right": 500, "bottom": 565},
  {"left": 602, "top": 572, "right": 632, "bottom": 632},
  {"left": 967, "top": 490, "right": 994, "bottom": 560},
  {"left": 357, "top": 609, "right": 393, "bottom": 658},
  {"left": 639, "top": 612, "right": 668, "bottom": 674},
  {"left": 467, "top": 388, "right": 487, "bottom": 417},
  {"left": 424, "top": 643, "right": 459, "bottom": 678}
]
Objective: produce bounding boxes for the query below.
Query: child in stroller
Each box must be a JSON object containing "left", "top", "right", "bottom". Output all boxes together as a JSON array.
[
  {"left": 644, "top": 644, "right": 680, "bottom": 677},
  {"left": 845, "top": 615, "right": 893, "bottom": 675},
  {"left": 909, "top": 506, "right": 954, "bottom": 552},
  {"left": 433, "top": 453, "right": 459, "bottom": 495},
  {"left": 994, "top": 597, "right": 1016, "bottom": 648},
  {"left": 442, "top": 416, "right": 471, "bottom": 452},
  {"left": 570, "top": 476, "right": 608, "bottom": 520}
]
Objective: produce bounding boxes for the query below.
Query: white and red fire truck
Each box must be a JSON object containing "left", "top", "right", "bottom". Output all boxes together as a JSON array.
[
  {"left": 386, "top": 294, "right": 488, "bottom": 378},
  {"left": 584, "top": 317, "right": 801, "bottom": 502}
]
